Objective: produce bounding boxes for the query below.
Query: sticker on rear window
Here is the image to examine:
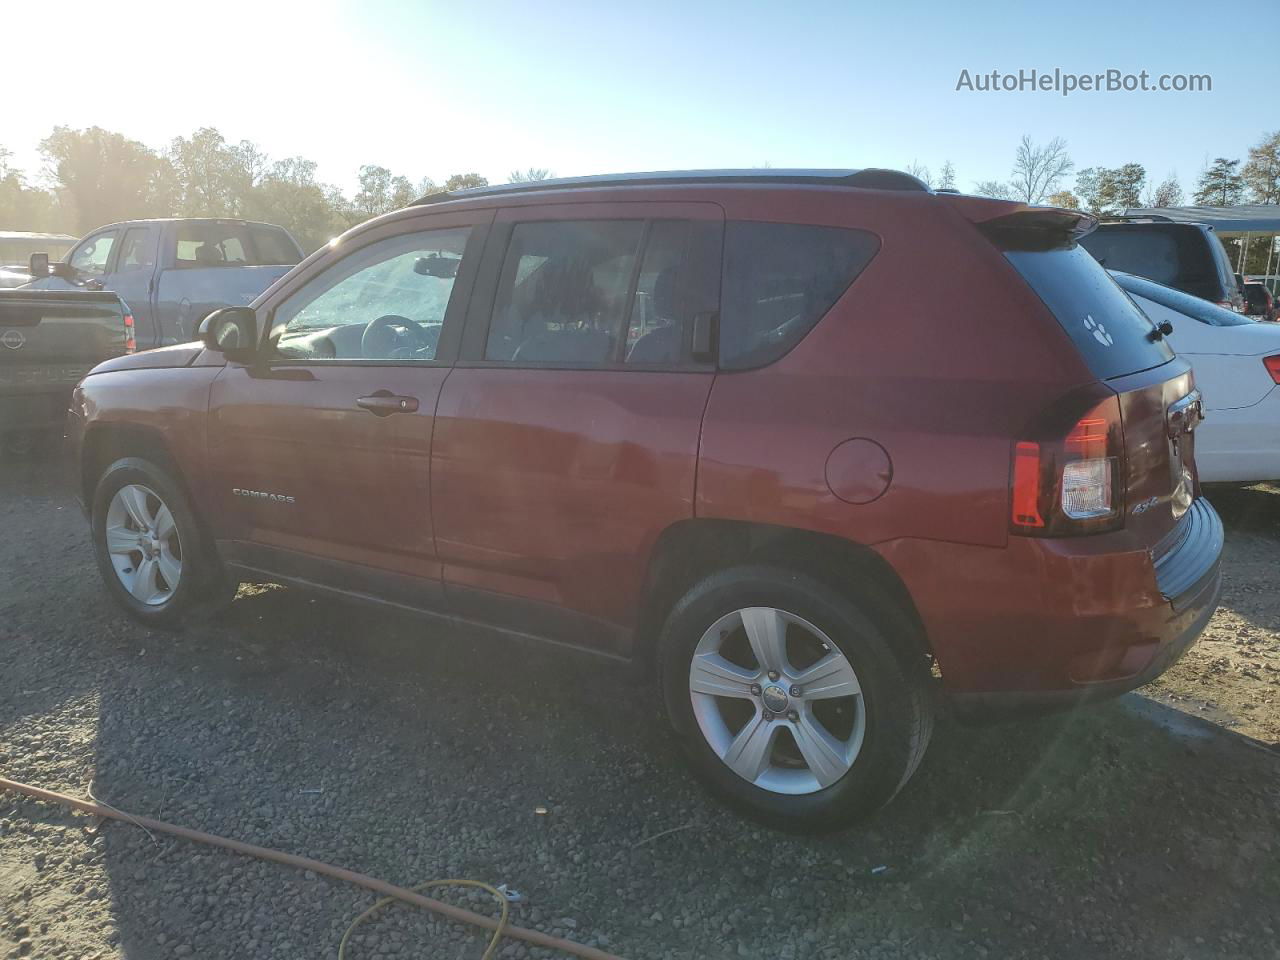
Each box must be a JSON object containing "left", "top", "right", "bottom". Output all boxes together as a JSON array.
[{"left": 1083, "top": 314, "right": 1114, "bottom": 346}]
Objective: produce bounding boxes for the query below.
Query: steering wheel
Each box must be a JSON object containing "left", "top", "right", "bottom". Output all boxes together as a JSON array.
[{"left": 361, "top": 314, "right": 429, "bottom": 359}]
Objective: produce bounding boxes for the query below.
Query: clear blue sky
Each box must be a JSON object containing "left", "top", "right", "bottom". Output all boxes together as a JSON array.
[{"left": 7, "top": 0, "right": 1274, "bottom": 198}]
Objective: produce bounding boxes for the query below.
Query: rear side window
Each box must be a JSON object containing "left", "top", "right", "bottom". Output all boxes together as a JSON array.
[
  {"left": 117, "top": 227, "right": 156, "bottom": 271},
  {"left": 486, "top": 220, "right": 645, "bottom": 363},
  {"left": 1112, "top": 271, "right": 1254, "bottom": 327},
  {"left": 719, "top": 222, "right": 879, "bottom": 369},
  {"left": 174, "top": 222, "right": 303, "bottom": 268},
  {"left": 1006, "top": 245, "right": 1173, "bottom": 380},
  {"left": 1078, "top": 225, "right": 1217, "bottom": 288}
]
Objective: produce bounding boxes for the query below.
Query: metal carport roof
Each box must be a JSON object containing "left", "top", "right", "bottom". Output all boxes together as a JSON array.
[{"left": 1123, "top": 204, "right": 1280, "bottom": 237}]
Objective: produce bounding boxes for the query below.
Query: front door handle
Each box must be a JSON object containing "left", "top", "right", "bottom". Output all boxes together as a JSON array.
[{"left": 356, "top": 392, "right": 419, "bottom": 416}]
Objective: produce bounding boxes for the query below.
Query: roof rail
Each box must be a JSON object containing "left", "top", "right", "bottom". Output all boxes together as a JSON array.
[
  {"left": 411, "top": 168, "right": 931, "bottom": 206},
  {"left": 1098, "top": 214, "right": 1175, "bottom": 223}
]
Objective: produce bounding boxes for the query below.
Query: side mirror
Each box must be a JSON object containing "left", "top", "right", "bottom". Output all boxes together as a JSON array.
[
  {"left": 28, "top": 253, "right": 49, "bottom": 278},
  {"left": 199, "top": 307, "right": 258, "bottom": 360}
]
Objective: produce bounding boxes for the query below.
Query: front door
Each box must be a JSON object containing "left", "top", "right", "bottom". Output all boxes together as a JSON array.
[
  {"left": 431, "top": 202, "right": 723, "bottom": 652},
  {"left": 206, "top": 212, "right": 489, "bottom": 593}
]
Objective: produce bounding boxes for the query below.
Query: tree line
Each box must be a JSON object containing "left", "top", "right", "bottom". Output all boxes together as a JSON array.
[
  {"left": 911, "top": 129, "right": 1280, "bottom": 274},
  {"left": 3, "top": 124, "right": 1278, "bottom": 268},
  {"left": 0, "top": 126, "right": 553, "bottom": 253}
]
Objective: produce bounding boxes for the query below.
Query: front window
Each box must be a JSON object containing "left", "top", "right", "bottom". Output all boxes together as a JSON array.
[
  {"left": 268, "top": 227, "right": 470, "bottom": 362},
  {"left": 69, "top": 231, "right": 119, "bottom": 277}
]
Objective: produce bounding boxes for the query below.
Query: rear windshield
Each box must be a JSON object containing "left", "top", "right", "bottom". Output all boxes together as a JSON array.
[
  {"left": 173, "top": 223, "right": 302, "bottom": 268},
  {"left": 1111, "top": 271, "right": 1254, "bottom": 327},
  {"left": 1005, "top": 245, "right": 1172, "bottom": 380},
  {"left": 1077, "top": 224, "right": 1218, "bottom": 289}
]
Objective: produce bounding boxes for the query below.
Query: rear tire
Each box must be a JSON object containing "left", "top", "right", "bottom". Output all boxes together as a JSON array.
[
  {"left": 91, "top": 457, "right": 237, "bottom": 627},
  {"left": 658, "top": 565, "right": 933, "bottom": 831}
]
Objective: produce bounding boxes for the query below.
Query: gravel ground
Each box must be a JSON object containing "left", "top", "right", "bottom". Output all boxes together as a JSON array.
[{"left": 2, "top": 449, "right": 1278, "bottom": 960}]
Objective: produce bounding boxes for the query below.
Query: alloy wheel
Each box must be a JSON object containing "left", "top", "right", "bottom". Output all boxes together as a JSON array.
[
  {"left": 104, "top": 483, "right": 183, "bottom": 606},
  {"left": 688, "top": 606, "right": 866, "bottom": 795}
]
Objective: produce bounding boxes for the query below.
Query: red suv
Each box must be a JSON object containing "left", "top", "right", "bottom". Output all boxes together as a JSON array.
[{"left": 68, "top": 170, "right": 1223, "bottom": 829}]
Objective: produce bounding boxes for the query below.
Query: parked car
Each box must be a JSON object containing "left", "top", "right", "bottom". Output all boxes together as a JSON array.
[
  {"left": 67, "top": 171, "right": 1223, "bottom": 829},
  {"left": 1112, "top": 270, "right": 1280, "bottom": 484},
  {"left": 1242, "top": 282, "right": 1278, "bottom": 321},
  {"left": 0, "top": 289, "right": 132, "bottom": 451},
  {"left": 27, "top": 219, "right": 304, "bottom": 347},
  {"left": 0, "top": 232, "right": 77, "bottom": 288},
  {"left": 1079, "top": 218, "right": 1245, "bottom": 312}
]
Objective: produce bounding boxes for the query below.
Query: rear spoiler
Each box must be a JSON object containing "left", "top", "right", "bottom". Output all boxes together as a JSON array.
[{"left": 938, "top": 194, "right": 1098, "bottom": 250}]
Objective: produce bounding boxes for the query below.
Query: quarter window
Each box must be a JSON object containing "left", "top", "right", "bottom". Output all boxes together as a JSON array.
[
  {"left": 268, "top": 227, "right": 470, "bottom": 362},
  {"left": 719, "top": 222, "right": 880, "bottom": 369},
  {"left": 70, "top": 231, "right": 119, "bottom": 278}
]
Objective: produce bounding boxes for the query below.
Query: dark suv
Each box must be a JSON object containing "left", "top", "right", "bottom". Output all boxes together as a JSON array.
[
  {"left": 67, "top": 170, "right": 1224, "bottom": 829},
  {"left": 1079, "top": 218, "right": 1244, "bottom": 311}
]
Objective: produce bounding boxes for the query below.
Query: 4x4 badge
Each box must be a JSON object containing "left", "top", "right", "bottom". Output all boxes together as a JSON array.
[{"left": 1, "top": 330, "right": 25, "bottom": 350}]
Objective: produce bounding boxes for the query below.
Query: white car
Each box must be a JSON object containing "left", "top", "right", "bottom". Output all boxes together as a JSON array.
[{"left": 1112, "top": 270, "right": 1280, "bottom": 484}]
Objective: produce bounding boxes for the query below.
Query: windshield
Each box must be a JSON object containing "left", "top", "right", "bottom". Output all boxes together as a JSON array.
[
  {"left": 1078, "top": 224, "right": 1217, "bottom": 288},
  {"left": 1111, "top": 271, "right": 1255, "bottom": 327}
]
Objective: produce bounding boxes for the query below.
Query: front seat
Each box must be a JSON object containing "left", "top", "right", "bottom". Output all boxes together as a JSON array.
[{"left": 194, "top": 242, "right": 224, "bottom": 265}]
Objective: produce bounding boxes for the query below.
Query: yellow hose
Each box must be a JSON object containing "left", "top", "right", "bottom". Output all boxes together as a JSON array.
[{"left": 338, "top": 878, "right": 509, "bottom": 960}]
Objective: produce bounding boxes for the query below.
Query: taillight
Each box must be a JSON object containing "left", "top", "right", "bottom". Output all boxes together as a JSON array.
[
  {"left": 1265, "top": 355, "right": 1280, "bottom": 384},
  {"left": 124, "top": 313, "right": 136, "bottom": 354},
  {"left": 1010, "top": 388, "right": 1124, "bottom": 536}
]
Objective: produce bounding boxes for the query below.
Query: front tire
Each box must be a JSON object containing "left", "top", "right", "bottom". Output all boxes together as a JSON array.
[
  {"left": 658, "top": 565, "right": 933, "bottom": 831},
  {"left": 91, "top": 457, "right": 236, "bottom": 627}
]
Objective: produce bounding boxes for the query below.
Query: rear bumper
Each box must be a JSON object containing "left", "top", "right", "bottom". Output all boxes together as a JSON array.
[
  {"left": 950, "top": 559, "right": 1220, "bottom": 715},
  {"left": 876, "top": 498, "right": 1224, "bottom": 713}
]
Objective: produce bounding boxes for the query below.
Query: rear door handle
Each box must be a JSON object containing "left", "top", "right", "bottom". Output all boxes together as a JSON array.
[{"left": 356, "top": 392, "right": 419, "bottom": 416}]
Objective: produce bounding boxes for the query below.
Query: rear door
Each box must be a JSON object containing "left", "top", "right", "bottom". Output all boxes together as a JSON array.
[
  {"left": 109, "top": 225, "right": 160, "bottom": 346},
  {"left": 430, "top": 201, "right": 723, "bottom": 652}
]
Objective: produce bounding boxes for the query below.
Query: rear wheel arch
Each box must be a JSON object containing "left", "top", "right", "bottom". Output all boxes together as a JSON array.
[{"left": 635, "top": 520, "right": 932, "bottom": 675}]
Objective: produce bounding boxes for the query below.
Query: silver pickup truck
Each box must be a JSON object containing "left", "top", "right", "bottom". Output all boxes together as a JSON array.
[{"left": 26, "top": 218, "right": 303, "bottom": 349}]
